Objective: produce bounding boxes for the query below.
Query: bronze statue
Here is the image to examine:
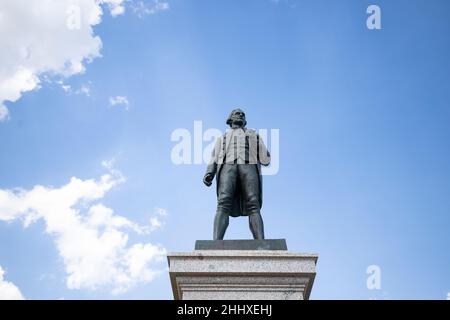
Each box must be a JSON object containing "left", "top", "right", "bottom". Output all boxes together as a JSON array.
[{"left": 203, "top": 109, "right": 271, "bottom": 240}]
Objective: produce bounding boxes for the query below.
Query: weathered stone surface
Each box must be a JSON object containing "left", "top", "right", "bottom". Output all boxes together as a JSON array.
[
  {"left": 167, "top": 250, "right": 318, "bottom": 300},
  {"left": 195, "top": 239, "right": 287, "bottom": 250}
]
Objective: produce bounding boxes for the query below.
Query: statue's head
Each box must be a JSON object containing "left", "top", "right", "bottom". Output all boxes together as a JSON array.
[{"left": 226, "top": 108, "right": 247, "bottom": 128}]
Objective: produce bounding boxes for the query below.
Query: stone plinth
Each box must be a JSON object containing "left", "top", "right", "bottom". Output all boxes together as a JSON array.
[{"left": 167, "top": 241, "right": 318, "bottom": 300}]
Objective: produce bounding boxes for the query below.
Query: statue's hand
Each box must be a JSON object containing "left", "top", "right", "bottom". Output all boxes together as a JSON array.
[{"left": 203, "top": 173, "right": 214, "bottom": 187}]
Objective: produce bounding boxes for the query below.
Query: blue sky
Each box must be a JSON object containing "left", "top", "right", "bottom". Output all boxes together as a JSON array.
[{"left": 0, "top": 0, "right": 450, "bottom": 299}]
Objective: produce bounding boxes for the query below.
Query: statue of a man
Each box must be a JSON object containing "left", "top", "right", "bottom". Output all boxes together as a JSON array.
[{"left": 203, "top": 109, "right": 271, "bottom": 240}]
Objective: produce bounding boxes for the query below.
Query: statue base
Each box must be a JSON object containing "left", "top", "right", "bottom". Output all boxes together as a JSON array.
[
  {"left": 195, "top": 239, "right": 287, "bottom": 250},
  {"left": 167, "top": 240, "right": 318, "bottom": 300}
]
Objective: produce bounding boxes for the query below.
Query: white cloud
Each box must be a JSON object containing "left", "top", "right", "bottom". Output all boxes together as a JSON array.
[
  {"left": 447, "top": 292, "right": 450, "bottom": 300},
  {"left": 105, "top": 0, "right": 127, "bottom": 17},
  {"left": 131, "top": 0, "right": 169, "bottom": 18},
  {"left": 0, "top": 0, "right": 126, "bottom": 121},
  {"left": 0, "top": 105, "right": 9, "bottom": 121},
  {"left": 154, "top": 207, "right": 168, "bottom": 216},
  {"left": 0, "top": 162, "right": 167, "bottom": 294},
  {"left": 149, "top": 207, "right": 168, "bottom": 231},
  {"left": 109, "top": 96, "right": 129, "bottom": 109},
  {"left": 149, "top": 216, "right": 163, "bottom": 231},
  {"left": 0, "top": 266, "right": 25, "bottom": 300},
  {"left": 60, "top": 83, "right": 72, "bottom": 93},
  {"left": 58, "top": 81, "right": 91, "bottom": 97},
  {"left": 78, "top": 83, "right": 91, "bottom": 97}
]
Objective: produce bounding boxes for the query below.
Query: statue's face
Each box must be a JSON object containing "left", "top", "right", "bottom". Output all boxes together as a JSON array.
[{"left": 230, "top": 109, "right": 246, "bottom": 128}]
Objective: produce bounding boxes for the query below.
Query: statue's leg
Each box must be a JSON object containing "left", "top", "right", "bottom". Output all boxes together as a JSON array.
[
  {"left": 239, "top": 164, "right": 265, "bottom": 240},
  {"left": 249, "top": 212, "right": 265, "bottom": 240},
  {"left": 213, "top": 212, "right": 229, "bottom": 240},
  {"left": 215, "top": 164, "right": 237, "bottom": 240}
]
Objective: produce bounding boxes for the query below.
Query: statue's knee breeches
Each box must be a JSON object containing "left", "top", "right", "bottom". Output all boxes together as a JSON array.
[
  {"left": 216, "top": 164, "right": 238, "bottom": 214},
  {"left": 238, "top": 164, "right": 261, "bottom": 214},
  {"left": 244, "top": 194, "right": 260, "bottom": 215},
  {"left": 216, "top": 164, "right": 261, "bottom": 216},
  {"left": 217, "top": 193, "right": 234, "bottom": 214}
]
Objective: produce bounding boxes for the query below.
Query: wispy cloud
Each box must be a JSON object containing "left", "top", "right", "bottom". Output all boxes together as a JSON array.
[
  {"left": 58, "top": 81, "right": 91, "bottom": 97},
  {"left": 0, "top": 266, "right": 25, "bottom": 300},
  {"left": 0, "top": 105, "right": 9, "bottom": 122},
  {"left": 149, "top": 208, "right": 168, "bottom": 232},
  {"left": 0, "top": 161, "right": 166, "bottom": 294},
  {"left": 154, "top": 207, "right": 168, "bottom": 216},
  {"left": 109, "top": 96, "right": 130, "bottom": 109},
  {"left": 131, "top": 0, "right": 170, "bottom": 18},
  {"left": 78, "top": 83, "right": 91, "bottom": 97},
  {"left": 105, "top": 0, "right": 127, "bottom": 17}
]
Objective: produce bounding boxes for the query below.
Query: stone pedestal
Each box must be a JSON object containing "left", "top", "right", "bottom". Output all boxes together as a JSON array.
[{"left": 167, "top": 240, "right": 318, "bottom": 300}]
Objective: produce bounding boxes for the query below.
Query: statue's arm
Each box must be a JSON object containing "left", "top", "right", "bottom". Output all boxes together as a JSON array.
[
  {"left": 203, "top": 137, "right": 221, "bottom": 186},
  {"left": 257, "top": 134, "right": 271, "bottom": 166}
]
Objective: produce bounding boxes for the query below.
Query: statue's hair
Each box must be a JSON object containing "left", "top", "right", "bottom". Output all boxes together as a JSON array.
[{"left": 226, "top": 108, "right": 247, "bottom": 127}]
